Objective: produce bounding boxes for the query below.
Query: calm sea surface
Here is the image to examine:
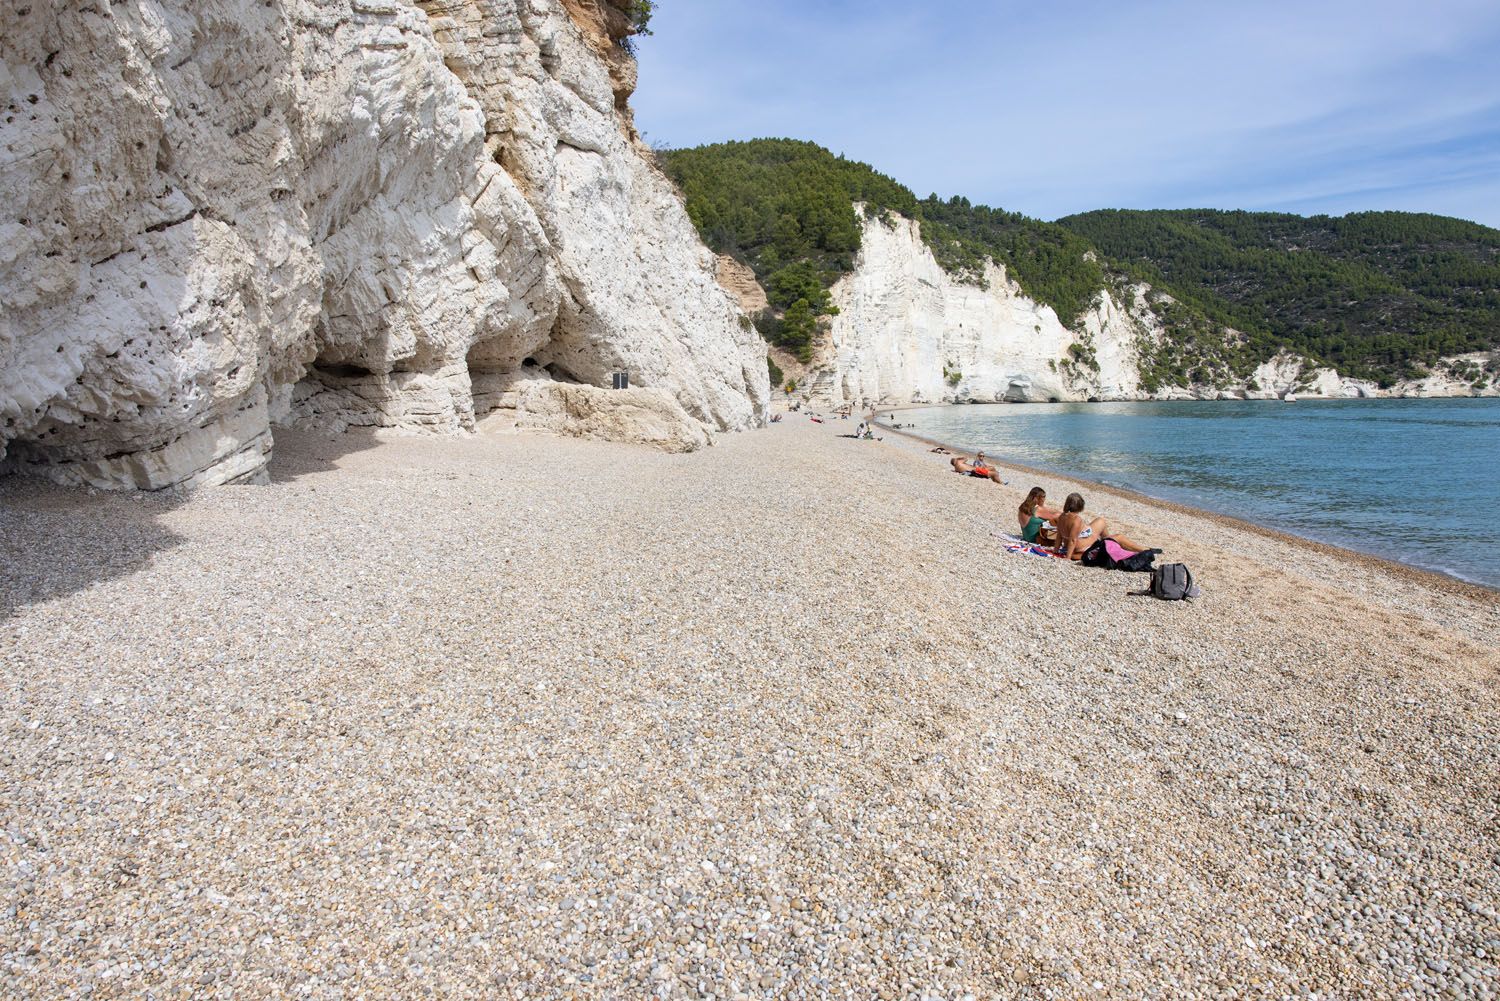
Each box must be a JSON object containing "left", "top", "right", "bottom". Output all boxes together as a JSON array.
[{"left": 886, "top": 398, "right": 1500, "bottom": 589}]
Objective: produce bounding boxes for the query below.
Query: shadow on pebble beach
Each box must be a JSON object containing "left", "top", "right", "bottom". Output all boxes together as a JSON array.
[
  {"left": 263, "top": 426, "right": 388, "bottom": 486},
  {"left": 0, "top": 426, "right": 386, "bottom": 621},
  {"left": 0, "top": 479, "right": 188, "bottom": 622}
]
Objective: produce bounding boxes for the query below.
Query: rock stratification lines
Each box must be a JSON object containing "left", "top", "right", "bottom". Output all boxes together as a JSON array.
[{"left": 0, "top": 1, "right": 766, "bottom": 490}]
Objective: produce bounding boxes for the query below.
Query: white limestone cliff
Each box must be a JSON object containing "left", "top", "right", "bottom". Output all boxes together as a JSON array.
[
  {"left": 784, "top": 211, "right": 1497, "bottom": 408},
  {"left": 1237, "top": 351, "right": 1497, "bottom": 400},
  {"left": 0, "top": 0, "right": 767, "bottom": 490},
  {"left": 802, "top": 211, "right": 1151, "bottom": 407},
  {"left": 1389, "top": 354, "right": 1499, "bottom": 398}
]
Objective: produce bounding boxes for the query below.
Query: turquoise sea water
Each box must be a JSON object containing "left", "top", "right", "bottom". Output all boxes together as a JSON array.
[{"left": 883, "top": 398, "right": 1500, "bottom": 589}]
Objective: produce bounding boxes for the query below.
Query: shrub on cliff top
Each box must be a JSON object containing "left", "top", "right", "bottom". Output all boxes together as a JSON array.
[{"left": 622, "top": 1, "right": 654, "bottom": 36}]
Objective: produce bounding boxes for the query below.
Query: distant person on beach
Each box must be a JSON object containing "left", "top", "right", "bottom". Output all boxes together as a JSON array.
[
  {"left": 950, "top": 451, "right": 1005, "bottom": 483},
  {"left": 1053, "top": 492, "right": 1150, "bottom": 560},
  {"left": 1017, "top": 487, "right": 1060, "bottom": 545}
]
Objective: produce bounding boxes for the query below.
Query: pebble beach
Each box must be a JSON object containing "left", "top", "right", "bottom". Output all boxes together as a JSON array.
[{"left": 2, "top": 416, "right": 1498, "bottom": 999}]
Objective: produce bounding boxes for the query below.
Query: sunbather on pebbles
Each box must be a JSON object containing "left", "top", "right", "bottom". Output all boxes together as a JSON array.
[
  {"left": 1017, "top": 487, "right": 1060, "bottom": 546},
  {"left": 1054, "top": 492, "right": 1151, "bottom": 561},
  {"left": 950, "top": 450, "right": 1007, "bottom": 484}
]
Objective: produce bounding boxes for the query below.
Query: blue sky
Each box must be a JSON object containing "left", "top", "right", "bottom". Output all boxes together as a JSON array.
[{"left": 631, "top": 1, "right": 1500, "bottom": 226}]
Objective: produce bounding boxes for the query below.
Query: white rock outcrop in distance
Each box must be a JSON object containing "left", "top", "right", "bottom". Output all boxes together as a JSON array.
[
  {"left": 807, "top": 212, "right": 1151, "bottom": 407},
  {"left": 0, "top": 0, "right": 767, "bottom": 490},
  {"left": 796, "top": 212, "right": 1497, "bottom": 408}
]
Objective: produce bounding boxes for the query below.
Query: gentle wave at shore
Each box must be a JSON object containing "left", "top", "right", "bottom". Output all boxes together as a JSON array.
[{"left": 880, "top": 398, "right": 1500, "bottom": 589}]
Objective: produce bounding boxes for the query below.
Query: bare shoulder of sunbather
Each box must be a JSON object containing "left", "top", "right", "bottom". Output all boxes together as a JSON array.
[{"left": 1055, "top": 511, "right": 1087, "bottom": 558}]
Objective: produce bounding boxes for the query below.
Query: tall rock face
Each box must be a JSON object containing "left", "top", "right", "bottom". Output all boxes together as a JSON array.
[
  {"left": 796, "top": 212, "right": 1498, "bottom": 408},
  {"left": 808, "top": 212, "right": 1153, "bottom": 407},
  {"left": 0, "top": 0, "right": 766, "bottom": 490}
]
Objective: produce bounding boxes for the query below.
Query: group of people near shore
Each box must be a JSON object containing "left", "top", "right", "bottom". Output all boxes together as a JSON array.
[
  {"left": 1015, "top": 486, "right": 1153, "bottom": 561},
  {"left": 938, "top": 447, "right": 1154, "bottom": 561},
  {"left": 849, "top": 416, "right": 1157, "bottom": 564},
  {"left": 948, "top": 450, "right": 1005, "bottom": 483}
]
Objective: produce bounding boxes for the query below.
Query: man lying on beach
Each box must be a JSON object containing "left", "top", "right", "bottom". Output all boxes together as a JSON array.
[
  {"left": 1054, "top": 492, "right": 1151, "bottom": 561},
  {"left": 950, "top": 451, "right": 1006, "bottom": 484}
]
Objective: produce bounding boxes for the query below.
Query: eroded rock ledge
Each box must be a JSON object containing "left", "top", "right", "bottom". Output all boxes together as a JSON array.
[{"left": 0, "top": 0, "right": 767, "bottom": 490}]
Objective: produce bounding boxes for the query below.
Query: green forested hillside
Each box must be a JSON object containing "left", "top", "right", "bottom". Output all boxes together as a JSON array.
[
  {"left": 915, "top": 197, "right": 1107, "bottom": 328},
  {"left": 657, "top": 139, "right": 1112, "bottom": 359},
  {"left": 656, "top": 140, "right": 914, "bottom": 359},
  {"left": 1058, "top": 209, "right": 1500, "bottom": 384},
  {"left": 660, "top": 139, "right": 1500, "bottom": 386}
]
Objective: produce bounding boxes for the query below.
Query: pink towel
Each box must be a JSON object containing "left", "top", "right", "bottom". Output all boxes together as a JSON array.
[{"left": 1104, "top": 539, "right": 1134, "bottom": 563}]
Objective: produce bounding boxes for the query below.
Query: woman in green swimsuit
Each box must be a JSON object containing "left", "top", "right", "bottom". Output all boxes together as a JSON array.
[{"left": 1016, "top": 487, "right": 1060, "bottom": 545}]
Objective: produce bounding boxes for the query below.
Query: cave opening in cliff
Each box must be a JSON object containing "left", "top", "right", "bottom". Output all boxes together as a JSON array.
[
  {"left": 312, "top": 362, "right": 374, "bottom": 380},
  {"left": 281, "top": 354, "right": 389, "bottom": 435},
  {"left": 465, "top": 342, "right": 529, "bottom": 419},
  {"left": 543, "top": 361, "right": 581, "bottom": 384}
]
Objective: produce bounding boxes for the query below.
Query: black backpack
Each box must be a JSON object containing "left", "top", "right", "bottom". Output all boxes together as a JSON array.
[
  {"left": 1079, "top": 538, "right": 1113, "bottom": 568},
  {"left": 1149, "top": 563, "right": 1200, "bottom": 600}
]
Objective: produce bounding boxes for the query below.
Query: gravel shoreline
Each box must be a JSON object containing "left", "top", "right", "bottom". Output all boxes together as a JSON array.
[
  {"left": 869, "top": 415, "right": 1498, "bottom": 604},
  {"left": 3, "top": 419, "right": 1497, "bottom": 999}
]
